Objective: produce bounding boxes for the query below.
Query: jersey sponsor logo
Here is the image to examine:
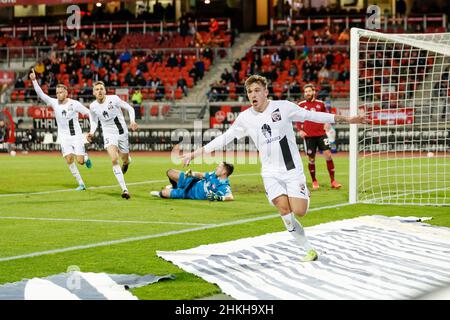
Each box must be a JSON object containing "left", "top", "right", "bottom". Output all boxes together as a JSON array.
[
  {"left": 271, "top": 108, "right": 282, "bottom": 122},
  {"left": 61, "top": 110, "right": 67, "bottom": 118},
  {"left": 102, "top": 111, "right": 109, "bottom": 119},
  {"left": 261, "top": 124, "right": 272, "bottom": 138}
]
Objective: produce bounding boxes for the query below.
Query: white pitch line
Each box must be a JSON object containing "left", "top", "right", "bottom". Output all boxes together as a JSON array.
[
  {"left": 0, "top": 216, "right": 212, "bottom": 226},
  {"left": 0, "top": 203, "right": 351, "bottom": 263},
  {"left": 0, "top": 173, "right": 261, "bottom": 198}
]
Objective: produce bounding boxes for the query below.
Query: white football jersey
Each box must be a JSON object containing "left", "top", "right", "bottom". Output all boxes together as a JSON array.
[
  {"left": 32, "top": 80, "right": 90, "bottom": 138},
  {"left": 89, "top": 95, "right": 135, "bottom": 136},
  {"left": 204, "top": 100, "right": 335, "bottom": 178}
]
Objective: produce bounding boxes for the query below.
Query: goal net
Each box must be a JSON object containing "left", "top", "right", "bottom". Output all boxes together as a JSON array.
[{"left": 349, "top": 28, "right": 450, "bottom": 206}]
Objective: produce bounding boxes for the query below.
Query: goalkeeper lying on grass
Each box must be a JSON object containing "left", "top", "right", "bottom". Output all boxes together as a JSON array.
[{"left": 150, "top": 162, "right": 234, "bottom": 201}]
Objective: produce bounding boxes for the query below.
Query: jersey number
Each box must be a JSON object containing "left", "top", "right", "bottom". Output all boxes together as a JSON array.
[{"left": 323, "top": 138, "right": 330, "bottom": 146}]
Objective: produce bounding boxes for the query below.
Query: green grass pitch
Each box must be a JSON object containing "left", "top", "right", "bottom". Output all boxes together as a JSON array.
[{"left": 0, "top": 152, "right": 449, "bottom": 300}]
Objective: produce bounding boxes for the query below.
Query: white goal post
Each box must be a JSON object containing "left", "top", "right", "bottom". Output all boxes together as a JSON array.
[{"left": 349, "top": 27, "right": 450, "bottom": 206}]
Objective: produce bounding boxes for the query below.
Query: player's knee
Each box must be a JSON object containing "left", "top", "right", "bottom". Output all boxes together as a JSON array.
[
  {"left": 308, "top": 157, "right": 315, "bottom": 164},
  {"left": 293, "top": 208, "right": 307, "bottom": 217},
  {"left": 111, "top": 158, "right": 119, "bottom": 166},
  {"left": 161, "top": 189, "right": 170, "bottom": 198},
  {"left": 66, "top": 156, "right": 74, "bottom": 164}
]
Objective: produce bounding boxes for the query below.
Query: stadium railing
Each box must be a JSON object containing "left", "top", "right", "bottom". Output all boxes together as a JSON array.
[
  {"left": 270, "top": 14, "right": 447, "bottom": 32},
  {"left": 0, "top": 18, "right": 231, "bottom": 38}
]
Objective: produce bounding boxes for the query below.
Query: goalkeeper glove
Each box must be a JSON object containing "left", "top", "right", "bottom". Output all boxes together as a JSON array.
[{"left": 207, "top": 191, "right": 224, "bottom": 201}]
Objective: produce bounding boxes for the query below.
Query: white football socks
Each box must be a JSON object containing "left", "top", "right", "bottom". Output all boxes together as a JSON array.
[
  {"left": 113, "top": 164, "right": 127, "bottom": 192},
  {"left": 68, "top": 163, "right": 84, "bottom": 186},
  {"left": 281, "top": 213, "right": 313, "bottom": 252}
]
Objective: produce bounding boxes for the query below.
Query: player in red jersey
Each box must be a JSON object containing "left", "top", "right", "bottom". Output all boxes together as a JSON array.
[{"left": 297, "top": 84, "right": 342, "bottom": 190}]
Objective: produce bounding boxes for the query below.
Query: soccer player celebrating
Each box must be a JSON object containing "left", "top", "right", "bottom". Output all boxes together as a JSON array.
[
  {"left": 86, "top": 81, "right": 138, "bottom": 199},
  {"left": 180, "top": 75, "right": 366, "bottom": 262},
  {"left": 297, "top": 84, "right": 341, "bottom": 190},
  {"left": 150, "top": 162, "right": 234, "bottom": 201},
  {"left": 30, "top": 68, "right": 92, "bottom": 190}
]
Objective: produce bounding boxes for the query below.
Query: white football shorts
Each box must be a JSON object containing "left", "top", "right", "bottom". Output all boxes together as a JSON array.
[
  {"left": 263, "top": 175, "right": 310, "bottom": 205},
  {"left": 60, "top": 135, "right": 86, "bottom": 157},
  {"left": 103, "top": 133, "right": 129, "bottom": 153}
]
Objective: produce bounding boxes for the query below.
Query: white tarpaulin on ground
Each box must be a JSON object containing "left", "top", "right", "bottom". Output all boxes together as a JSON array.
[
  {"left": 158, "top": 216, "right": 450, "bottom": 300},
  {"left": 0, "top": 272, "right": 175, "bottom": 300}
]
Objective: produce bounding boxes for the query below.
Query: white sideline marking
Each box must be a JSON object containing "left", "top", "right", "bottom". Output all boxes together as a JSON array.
[
  {"left": 0, "top": 216, "right": 212, "bottom": 226},
  {"left": 0, "top": 203, "right": 350, "bottom": 263},
  {"left": 0, "top": 173, "right": 261, "bottom": 198}
]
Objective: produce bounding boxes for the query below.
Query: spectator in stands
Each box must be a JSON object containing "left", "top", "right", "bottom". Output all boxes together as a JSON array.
[
  {"left": 221, "top": 68, "right": 233, "bottom": 83},
  {"left": 125, "top": 71, "right": 137, "bottom": 87},
  {"left": 177, "top": 77, "right": 188, "bottom": 96},
  {"left": 318, "top": 66, "right": 330, "bottom": 82},
  {"left": 15, "top": 77, "right": 25, "bottom": 89},
  {"left": 338, "top": 29, "right": 350, "bottom": 44},
  {"left": 79, "top": 81, "right": 92, "bottom": 103},
  {"left": 0, "top": 120, "right": 9, "bottom": 144},
  {"left": 166, "top": 53, "right": 178, "bottom": 68},
  {"left": 82, "top": 65, "right": 93, "bottom": 80},
  {"left": 177, "top": 54, "right": 186, "bottom": 68},
  {"left": 119, "top": 50, "right": 132, "bottom": 63},
  {"left": 339, "top": 67, "right": 350, "bottom": 82},
  {"left": 194, "top": 60, "right": 205, "bottom": 79},
  {"left": 193, "top": 31, "right": 204, "bottom": 47},
  {"left": 131, "top": 89, "right": 143, "bottom": 120},
  {"left": 285, "top": 36, "right": 296, "bottom": 47},
  {"left": 70, "top": 70, "right": 79, "bottom": 86},
  {"left": 179, "top": 15, "right": 189, "bottom": 38},
  {"left": 149, "top": 76, "right": 161, "bottom": 90},
  {"left": 156, "top": 85, "right": 165, "bottom": 101},
  {"left": 21, "top": 124, "right": 36, "bottom": 154},
  {"left": 288, "top": 63, "right": 299, "bottom": 78},
  {"left": 209, "top": 18, "right": 219, "bottom": 36},
  {"left": 290, "top": 80, "right": 301, "bottom": 99},
  {"left": 203, "top": 47, "right": 213, "bottom": 63},
  {"left": 271, "top": 52, "right": 281, "bottom": 65},
  {"left": 396, "top": 0, "right": 407, "bottom": 18}
]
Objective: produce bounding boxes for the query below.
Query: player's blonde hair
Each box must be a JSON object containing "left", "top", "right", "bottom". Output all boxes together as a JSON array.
[
  {"left": 56, "top": 84, "right": 67, "bottom": 91},
  {"left": 93, "top": 81, "right": 105, "bottom": 88},
  {"left": 303, "top": 83, "right": 315, "bottom": 91},
  {"left": 244, "top": 75, "right": 268, "bottom": 91}
]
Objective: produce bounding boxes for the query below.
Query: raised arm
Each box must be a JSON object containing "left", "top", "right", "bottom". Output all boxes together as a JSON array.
[
  {"left": 287, "top": 101, "right": 366, "bottom": 124},
  {"left": 29, "top": 68, "right": 52, "bottom": 105},
  {"left": 181, "top": 117, "right": 246, "bottom": 166}
]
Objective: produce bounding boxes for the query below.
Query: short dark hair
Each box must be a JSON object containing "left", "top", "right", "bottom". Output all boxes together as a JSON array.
[{"left": 222, "top": 162, "right": 234, "bottom": 177}]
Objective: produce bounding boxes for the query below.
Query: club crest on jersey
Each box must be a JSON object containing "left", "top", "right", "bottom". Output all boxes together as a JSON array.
[
  {"left": 102, "top": 111, "right": 109, "bottom": 118},
  {"left": 108, "top": 102, "right": 114, "bottom": 110},
  {"left": 261, "top": 124, "right": 272, "bottom": 138},
  {"left": 271, "top": 108, "right": 282, "bottom": 122}
]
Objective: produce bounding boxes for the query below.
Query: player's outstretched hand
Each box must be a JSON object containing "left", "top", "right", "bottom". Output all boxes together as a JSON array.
[
  {"left": 29, "top": 68, "right": 36, "bottom": 81},
  {"left": 130, "top": 122, "right": 138, "bottom": 131},
  {"left": 180, "top": 152, "right": 193, "bottom": 167},
  {"left": 348, "top": 114, "right": 369, "bottom": 124},
  {"left": 86, "top": 133, "right": 94, "bottom": 143}
]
